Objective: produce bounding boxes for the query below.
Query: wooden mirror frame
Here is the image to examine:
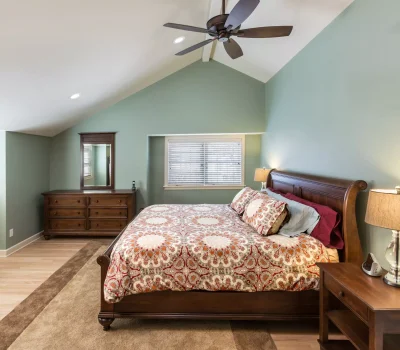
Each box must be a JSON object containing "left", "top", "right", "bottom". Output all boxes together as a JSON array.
[{"left": 80, "top": 132, "right": 116, "bottom": 190}]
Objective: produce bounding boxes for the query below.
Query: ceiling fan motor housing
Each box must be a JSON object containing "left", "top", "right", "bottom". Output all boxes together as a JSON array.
[{"left": 207, "top": 14, "right": 240, "bottom": 40}]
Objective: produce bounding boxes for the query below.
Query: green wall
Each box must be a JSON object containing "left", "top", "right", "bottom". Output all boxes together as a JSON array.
[
  {"left": 261, "top": 0, "right": 400, "bottom": 267},
  {"left": 50, "top": 60, "right": 266, "bottom": 209},
  {"left": 148, "top": 135, "right": 261, "bottom": 206},
  {"left": 0, "top": 131, "right": 6, "bottom": 250},
  {"left": 5, "top": 132, "right": 51, "bottom": 249}
]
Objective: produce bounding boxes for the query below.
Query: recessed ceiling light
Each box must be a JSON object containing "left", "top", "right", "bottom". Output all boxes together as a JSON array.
[
  {"left": 70, "top": 93, "right": 80, "bottom": 100},
  {"left": 173, "top": 36, "right": 185, "bottom": 44}
]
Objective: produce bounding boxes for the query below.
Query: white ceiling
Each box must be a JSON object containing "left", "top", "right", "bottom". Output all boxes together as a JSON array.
[
  {"left": 212, "top": 0, "right": 354, "bottom": 82},
  {"left": 0, "top": 0, "right": 353, "bottom": 137}
]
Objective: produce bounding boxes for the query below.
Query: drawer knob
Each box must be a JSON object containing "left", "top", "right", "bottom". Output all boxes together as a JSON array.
[
  {"left": 78, "top": 212, "right": 80, "bottom": 215},
  {"left": 119, "top": 200, "right": 122, "bottom": 203},
  {"left": 119, "top": 212, "right": 122, "bottom": 215},
  {"left": 53, "top": 212, "right": 57, "bottom": 215},
  {"left": 55, "top": 200, "right": 58, "bottom": 204},
  {"left": 339, "top": 291, "right": 345, "bottom": 298},
  {"left": 78, "top": 223, "right": 81, "bottom": 227},
  {"left": 96, "top": 224, "right": 99, "bottom": 227},
  {"left": 77, "top": 200, "right": 80, "bottom": 203},
  {"left": 96, "top": 212, "right": 99, "bottom": 215},
  {"left": 96, "top": 200, "right": 99, "bottom": 203}
]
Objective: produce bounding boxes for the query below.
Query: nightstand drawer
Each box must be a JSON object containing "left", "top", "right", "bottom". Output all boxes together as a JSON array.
[{"left": 325, "top": 274, "right": 369, "bottom": 323}]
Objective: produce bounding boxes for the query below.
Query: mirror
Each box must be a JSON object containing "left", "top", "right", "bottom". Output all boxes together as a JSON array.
[{"left": 80, "top": 133, "right": 115, "bottom": 190}]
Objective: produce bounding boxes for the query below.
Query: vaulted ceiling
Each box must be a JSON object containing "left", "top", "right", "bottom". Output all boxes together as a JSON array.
[{"left": 0, "top": 0, "right": 353, "bottom": 137}]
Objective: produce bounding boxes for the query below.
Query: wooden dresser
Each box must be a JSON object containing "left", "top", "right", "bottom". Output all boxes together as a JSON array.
[{"left": 42, "top": 190, "right": 136, "bottom": 239}]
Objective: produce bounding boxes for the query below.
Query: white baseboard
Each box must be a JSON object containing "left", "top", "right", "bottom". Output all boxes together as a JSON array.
[{"left": 0, "top": 231, "right": 43, "bottom": 258}]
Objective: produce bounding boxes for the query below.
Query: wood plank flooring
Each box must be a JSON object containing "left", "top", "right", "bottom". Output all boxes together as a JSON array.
[{"left": 0, "top": 237, "right": 342, "bottom": 349}]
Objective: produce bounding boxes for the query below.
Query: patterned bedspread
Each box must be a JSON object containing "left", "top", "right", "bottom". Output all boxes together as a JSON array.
[{"left": 104, "top": 204, "right": 334, "bottom": 303}]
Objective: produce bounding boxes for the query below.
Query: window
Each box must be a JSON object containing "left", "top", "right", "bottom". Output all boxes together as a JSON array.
[
  {"left": 165, "top": 135, "right": 245, "bottom": 189},
  {"left": 83, "top": 144, "right": 93, "bottom": 178}
]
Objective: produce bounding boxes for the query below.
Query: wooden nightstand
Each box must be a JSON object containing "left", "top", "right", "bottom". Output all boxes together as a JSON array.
[{"left": 318, "top": 263, "right": 400, "bottom": 350}]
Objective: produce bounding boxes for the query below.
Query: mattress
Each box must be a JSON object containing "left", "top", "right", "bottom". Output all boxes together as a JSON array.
[{"left": 104, "top": 204, "right": 337, "bottom": 303}]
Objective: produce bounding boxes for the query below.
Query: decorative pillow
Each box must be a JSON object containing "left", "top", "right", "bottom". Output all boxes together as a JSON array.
[
  {"left": 265, "top": 189, "right": 320, "bottom": 237},
  {"left": 231, "top": 187, "right": 257, "bottom": 215},
  {"left": 243, "top": 193, "right": 288, "bottom": 236},
  {"left": 284, "top": 193, "right": 344, "bottom": 249}
]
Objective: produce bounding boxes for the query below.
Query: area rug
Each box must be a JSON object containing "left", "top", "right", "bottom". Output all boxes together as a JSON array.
[{"left": 0, "top": 242, "right": 277, "bottom": 350}]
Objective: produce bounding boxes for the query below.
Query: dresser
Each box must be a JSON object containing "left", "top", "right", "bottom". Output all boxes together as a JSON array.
[{"left": 42, "top": 190, "right": 136, "bottom": 239}]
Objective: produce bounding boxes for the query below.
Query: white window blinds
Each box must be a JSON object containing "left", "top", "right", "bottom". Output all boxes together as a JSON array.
[{"left": 166, "top": 136, "right": 244, "bottom": 187}]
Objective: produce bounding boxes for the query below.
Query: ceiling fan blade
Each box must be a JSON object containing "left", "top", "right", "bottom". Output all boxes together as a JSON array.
[
  {"left": 176, "top": 39, "right": 216, "bottom": 56},
  {"left": 164, "top": 23, "right": 211, "bottom": 34},
  {"left": 235, "top": 26, "right": 293, "bottom": 38},
  {"left": 223, "top": 38, "right": 243, "bottom": 59},
  {"left": 225, "top": 0, "right": 260, "bottom": 30}
]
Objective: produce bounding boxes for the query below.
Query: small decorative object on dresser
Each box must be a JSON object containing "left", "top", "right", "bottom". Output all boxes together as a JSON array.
[
  {"left": 365, "top": 187, "right": 400, "bottom": 287},
  {"left": 254, "top": 168, "right": 271, "bottom": 190},
  {"left": 362, "top": 253, "right": 383, "bottom": 277},
  {"left": 42, "top": 190, "right": 136, "bottom": 240},
  {"left": 318, "top": 263, "right": 400, "bottom": 350}
]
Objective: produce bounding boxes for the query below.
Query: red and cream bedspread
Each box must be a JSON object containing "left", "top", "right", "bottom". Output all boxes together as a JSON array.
[{"left": 104, "top": 204, "right": 335, "bottom": 303}]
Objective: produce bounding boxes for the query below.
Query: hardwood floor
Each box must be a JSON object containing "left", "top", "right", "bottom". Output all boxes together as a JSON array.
[
  {"left": 0, "top": 237, "right": 111, "bottom": 320},
  {"left": 0, "top": 237, "right": 342, "bottom": 349}
]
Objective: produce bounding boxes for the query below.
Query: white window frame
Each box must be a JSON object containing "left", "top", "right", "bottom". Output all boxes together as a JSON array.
[
  {"left": 164, "top": 135, "right": 245, "bottom": 190},
  {"left": 83, "top": 144, "right": 93, "bottom": 179}
]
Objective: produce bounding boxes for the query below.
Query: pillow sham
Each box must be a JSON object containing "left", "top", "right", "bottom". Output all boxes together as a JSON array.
[
  {"left": 230, "top": 187, "right": 257, "bottom": 215},
  {"left": 284, "top": 193, "right": 343, "bottom": 249},
  {"left": 265, "top": 189, "right": 320, "bottom": 237},
  {"left": 243, "top": 192, "right": 288, "bottom": 236}
]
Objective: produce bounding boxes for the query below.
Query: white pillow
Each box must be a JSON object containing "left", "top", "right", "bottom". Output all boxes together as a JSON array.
[{"left": 265, "top": 189, "right": 320, "bottom": 236}]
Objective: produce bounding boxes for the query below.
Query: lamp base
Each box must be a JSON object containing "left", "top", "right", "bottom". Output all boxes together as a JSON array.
[
  {"left": 383, "top": 230, "right": 400, "bottom": 288},
  {"left": 260, "top": 182, "right": 267, "bottom": 190},
  {"left": 383, "top": 274, "right": 400, "bottom": 287}
]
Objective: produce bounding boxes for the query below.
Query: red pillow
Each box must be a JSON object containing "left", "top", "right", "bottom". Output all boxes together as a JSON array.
[{"left": 283, "top": 193, "right": 344, "bottom": 249}]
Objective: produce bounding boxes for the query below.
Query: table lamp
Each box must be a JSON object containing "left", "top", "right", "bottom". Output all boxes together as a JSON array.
[
  {"left": 254, "top": 168, "right": 271, "bottom": 190},
  {"left": 365, "top": 187, "right": 400, "bottom": 287}
]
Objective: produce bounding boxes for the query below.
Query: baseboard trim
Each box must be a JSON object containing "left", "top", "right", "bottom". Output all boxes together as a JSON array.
[{"left": 0, "top": 231, "right": 43, "bottom": 258}]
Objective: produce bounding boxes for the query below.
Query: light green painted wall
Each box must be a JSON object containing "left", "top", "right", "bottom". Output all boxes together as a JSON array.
[
  {"left": 50, "top": 60, "right": 266, "bottom": 209},
  {"left": 0, "top": 131, "right": 6, "bottom": 250},
  {"left": 148, "top": 135, "right": 261, "bottom": 206},
  {"left": 5, "top": 132, "right": 51, "bottom": 249},
  {"left": 261, "top": 0, "right": 400, "bottom": 267}
]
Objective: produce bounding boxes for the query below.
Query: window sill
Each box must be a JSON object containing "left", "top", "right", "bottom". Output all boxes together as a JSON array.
[{"left": 164, "top": 186, "right": 244, "bottom": 191}]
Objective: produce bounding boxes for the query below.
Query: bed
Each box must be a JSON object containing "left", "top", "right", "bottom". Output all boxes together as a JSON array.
[{"left": 97, "top": 170, "right": 367, "bottom": 330}]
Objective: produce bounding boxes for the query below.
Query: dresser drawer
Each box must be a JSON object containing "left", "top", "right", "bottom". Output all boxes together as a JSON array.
[
  {"left": 89, "top": 220, "right": 127, "bottom": 231},
  {"left": 49, "top": 219, "right": 86, "bottom": 231},
  {"left": 325, "top": 274, "right": 369, "bottom": 323},
  {"left": 89, "top": 208, "right": 127, "bottom": 218},
  {"left": 48, "top": 196, "right": 86, "bottom": 207},
  {"left": 49, "top": 208, "right": 85, "bottom": 218},
  {"left": 89, "top": 196, "right": 128, "bottom": 207}
]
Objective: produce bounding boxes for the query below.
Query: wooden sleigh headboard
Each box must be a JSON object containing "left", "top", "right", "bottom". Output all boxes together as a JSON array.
[{"left": 267, "top": 170, "right": 367, "bottom": 265}]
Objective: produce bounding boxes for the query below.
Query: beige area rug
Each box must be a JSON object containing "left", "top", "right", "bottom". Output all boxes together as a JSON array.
[{"left": 1, "top": 243, "right": 277, "bottom": 350}]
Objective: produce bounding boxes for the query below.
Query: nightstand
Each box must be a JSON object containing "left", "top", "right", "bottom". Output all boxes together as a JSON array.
[{"left": 318, "top": 263, "right": 400, "bottom": 350}]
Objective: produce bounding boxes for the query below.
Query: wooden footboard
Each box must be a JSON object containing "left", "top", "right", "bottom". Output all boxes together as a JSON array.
[{"left": 97, "top": 170, "right": 367, "bottom": 330}]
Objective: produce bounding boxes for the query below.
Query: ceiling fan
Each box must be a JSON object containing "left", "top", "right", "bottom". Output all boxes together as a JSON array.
[{"left": 164, "top": 0, "right": 293, "bottom": 60}]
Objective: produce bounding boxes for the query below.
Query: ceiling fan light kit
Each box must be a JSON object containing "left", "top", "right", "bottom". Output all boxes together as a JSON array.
[{"left": 164, "top": 0, "right": 293, "bottom": 60}]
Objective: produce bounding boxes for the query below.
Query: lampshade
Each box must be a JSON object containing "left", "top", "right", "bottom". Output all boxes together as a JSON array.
[
  {"left": 365, "top": 189, "right": 400, "bottom": 230},
  {"left": 254, "top": 168, "right": 271, "bottom": 182}
]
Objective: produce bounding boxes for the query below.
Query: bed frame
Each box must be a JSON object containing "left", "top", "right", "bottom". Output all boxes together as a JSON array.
[{"left": 97, "top": 170, "right": 367, "bottom": 330}]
